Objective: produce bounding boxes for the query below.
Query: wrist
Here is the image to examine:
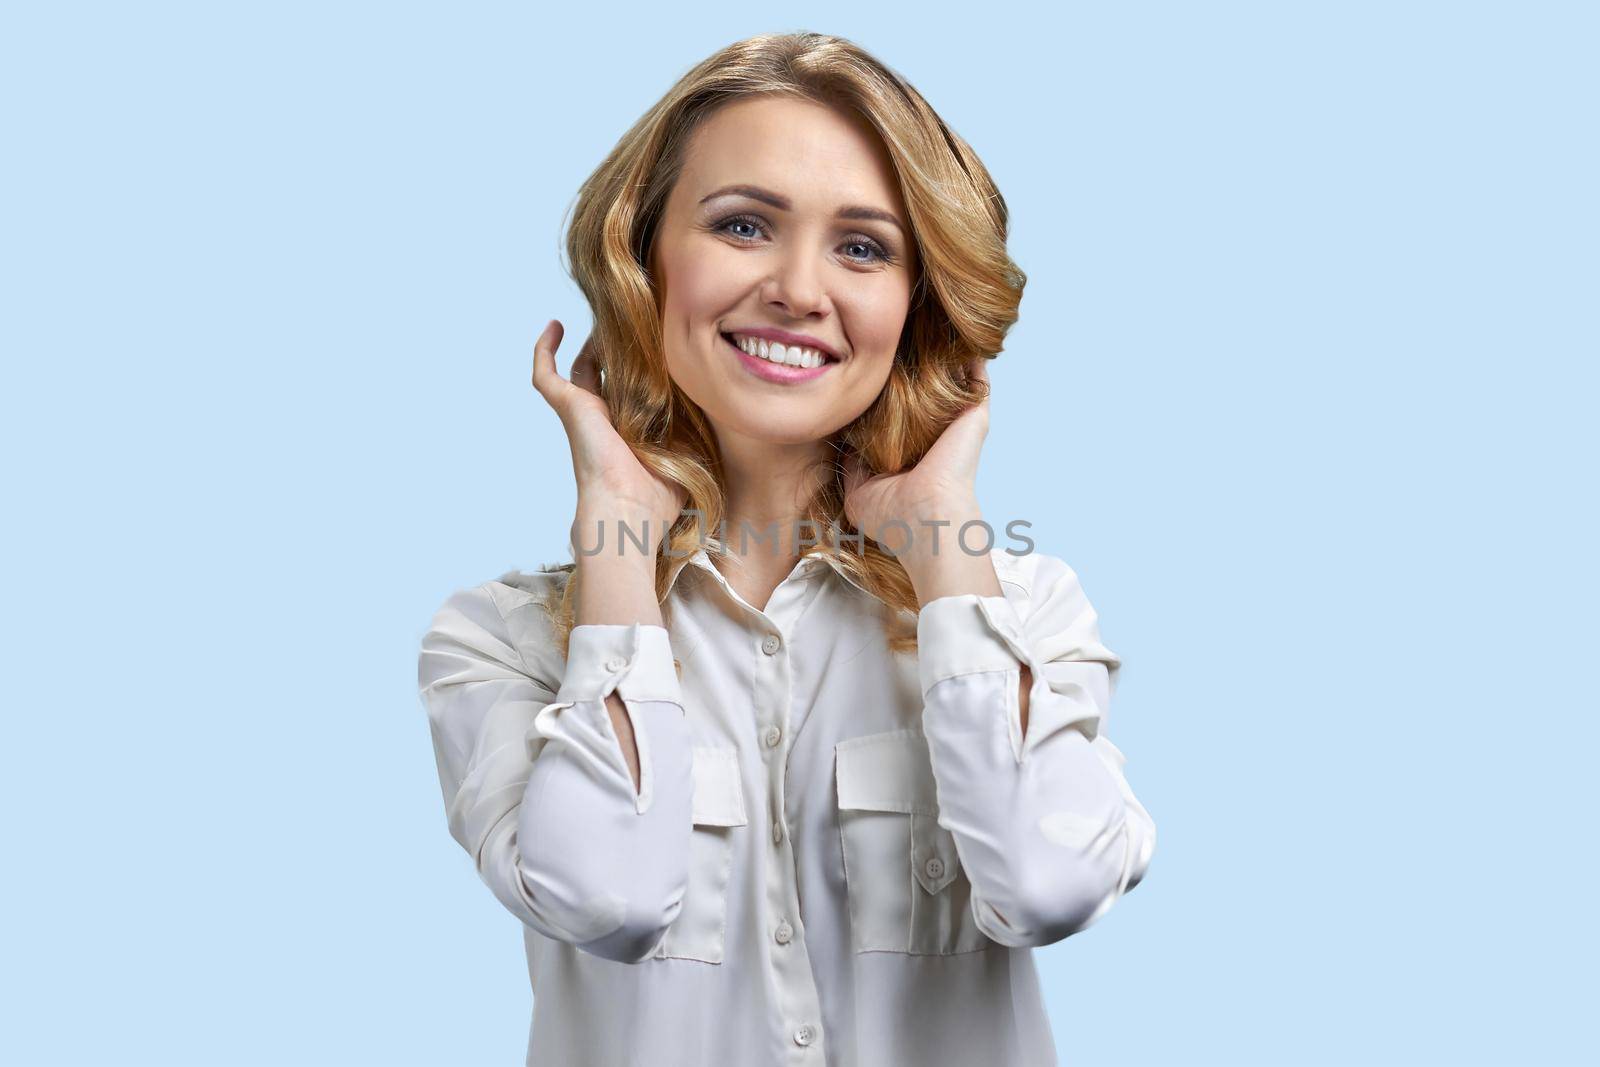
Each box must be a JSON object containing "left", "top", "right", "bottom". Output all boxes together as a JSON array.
[
  {"left": 901, "top": 548, "right": 1004, "bottom": 606},
  {"left": 886, "top": 502, "right": 1001, "bottom": 606},
  {"left": 572, "top": 509, "right": 670, "bottom": 562},
  {"left": 572, "top": 533, "right": 663, "bottom": 627},
  {"left": 882, "top": 497, "right": 982, "bottom": 564},
  {"left": 576, "top": 486, "right": 678, "bottom": 520}
]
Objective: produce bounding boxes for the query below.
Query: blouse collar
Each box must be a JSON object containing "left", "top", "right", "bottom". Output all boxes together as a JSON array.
[{"left": 665, "top": 543, "right": 881, "bottom": 607}]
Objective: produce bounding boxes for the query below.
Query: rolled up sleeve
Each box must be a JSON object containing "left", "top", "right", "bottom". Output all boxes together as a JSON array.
[
  {"left": 417, "top": 582, "right": 694, "bottom": 963},
  {"left": 916, "top": 555, "right": 1156, "bottom": 947}
]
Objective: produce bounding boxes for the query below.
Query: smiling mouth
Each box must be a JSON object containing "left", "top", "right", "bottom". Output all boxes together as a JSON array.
[{"left": 720, "top": 332, "right": 841, "bottom": 367}]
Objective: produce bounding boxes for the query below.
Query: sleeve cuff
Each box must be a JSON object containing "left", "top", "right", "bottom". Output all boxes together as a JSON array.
[
  {"left": 915, "top": 593, "right": 1042, "bottom": 698},
  {"left": 554, "top": 623, "right": 684, "bottom": 708}
]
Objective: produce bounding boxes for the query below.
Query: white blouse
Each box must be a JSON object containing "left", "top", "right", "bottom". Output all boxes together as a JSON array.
[{"left": 417, "top": 544, "right": 1155, "bottom": 1067}]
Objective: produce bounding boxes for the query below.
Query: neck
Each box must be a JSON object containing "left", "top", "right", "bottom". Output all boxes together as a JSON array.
[{"left": 715, "top": 429, "right": 834, "bottom": 563}]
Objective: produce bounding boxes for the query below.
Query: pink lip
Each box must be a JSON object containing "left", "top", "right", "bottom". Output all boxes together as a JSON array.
[{"left": 723, "top": 332, "right": 835, "bottom": 384}]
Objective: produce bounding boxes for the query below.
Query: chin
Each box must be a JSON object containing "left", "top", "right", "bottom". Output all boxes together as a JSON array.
[{"left": 727, "top": 413, "right": 831, "bottom": 446}]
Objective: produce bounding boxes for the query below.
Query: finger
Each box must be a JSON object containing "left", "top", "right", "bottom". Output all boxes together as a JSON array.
[{"left": 531, "top": 319, "right": 567, "bottom": 402}]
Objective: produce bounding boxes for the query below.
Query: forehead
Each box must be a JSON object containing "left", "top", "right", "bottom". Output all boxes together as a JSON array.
[{"left": 675, "top": 95, "right": 905, "bottom": 211}]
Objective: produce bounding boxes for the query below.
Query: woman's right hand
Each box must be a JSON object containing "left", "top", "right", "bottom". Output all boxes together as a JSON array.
[{"left": 531, "top": 320, "right": 687, "bottom": 544}]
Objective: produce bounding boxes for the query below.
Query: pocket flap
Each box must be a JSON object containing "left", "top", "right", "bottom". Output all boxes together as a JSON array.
[
  {"left": 835, "top": 728, "right": 938, "bottom": 815},
  {"left": 912, "top": 812, "right": 960, "bottom": 895},
  {"left": 690, "top": 745, "right": 748, "bottom": 827}
]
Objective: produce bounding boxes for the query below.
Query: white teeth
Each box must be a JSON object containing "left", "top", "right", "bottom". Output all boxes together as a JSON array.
[{"left": 731, "top": 333, "right": 828, "bottom": 369}]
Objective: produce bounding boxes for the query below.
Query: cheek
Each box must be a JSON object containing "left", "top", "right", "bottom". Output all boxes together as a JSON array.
[
  {"left": 656, "top": 245, "right": 719, "bottom": 385},
  {"left": 655, "top": 244, "right": 750, "bottom": 405},
  {"left": 659, "top": 240, "right": 748, "bottom": 326},
  {"left": 839, "top": 283, "right": 911, "bottom": 364}
]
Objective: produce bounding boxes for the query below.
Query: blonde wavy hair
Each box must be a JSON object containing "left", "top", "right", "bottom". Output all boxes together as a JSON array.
[{"left": 536, "top": 31, "right": 1025, "bottom": 659}]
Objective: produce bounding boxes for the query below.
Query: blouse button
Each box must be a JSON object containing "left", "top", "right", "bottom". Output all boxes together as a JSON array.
[
  {"left": 763, "top": 724, "right": 782, "bottom": 748},
  {"left": 761, "top": 633, "right": 781, "bottom": 655},
  {"left": 771, "top": 818, "right": 784, "bottom": 845},
  {"left": 774, "top": 920, "right": 793, "bottom": 945},
  {"left": 924, "top": 856, "right": 945, "bottom": 880},
  {"left": 793, "top": 1023, "right": 818, "bottom": 1047},
  {"left": 604, "top": 655, "right": 628, "bottom": 672}
]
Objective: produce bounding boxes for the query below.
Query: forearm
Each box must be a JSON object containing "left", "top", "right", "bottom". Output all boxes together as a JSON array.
[
  {"left": 501, "top": 509, "right": 696, "bottom": 959},
  {"left": 573, "top": 505, "right": 666, "bottom": 627},
  {"left": 897, "top": 502, "right": 1032, "bottom": 738},
  {"left": 909, "top": 551, "right": 1153, "bottom": 947},
  {"left": 515, "top": 675, "right": 694, "bottom": 960},
  {"left": 516, "top": 617, "right": 694, "bottom": 961},
  {"left": 419, "top": 578, "right": 696, "bottom": 961},
  {"left": 573, "top": 503, "right": 668, "bottom": 794},
  {"left": 920, "top": 661, "right": 1131, "bottom": 944}
]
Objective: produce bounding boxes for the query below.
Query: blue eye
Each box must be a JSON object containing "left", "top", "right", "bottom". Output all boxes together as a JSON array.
[
  {"left": 841, "top": 237, "right": 891, "bottom": 264},
  {"left": 713, "top": 214, "right": 896, "bottom": 266},
  {"left": 714, "top": 214, "right": 768, "bottom": 243}
]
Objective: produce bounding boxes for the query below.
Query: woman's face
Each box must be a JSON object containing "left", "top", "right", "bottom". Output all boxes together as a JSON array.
[{"left": 651, "top": 95, "right": 918, "bottom": 447}]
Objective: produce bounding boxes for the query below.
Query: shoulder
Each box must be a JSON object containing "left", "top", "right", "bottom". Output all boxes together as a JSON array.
[
  {"left": 488, "top": 562, "right": 573, "bottom": 614},
  {"left": 425, "top": 564, "right": 564, "bottom": 619},
  {"left": 988, "top": 546, "right": 1085, "bottom": 604},
  {"left": 994, "top": 548, "right": 1119, "bottom": 677},
  {"left": 990, "top": 547, "right": 1111, "bottom": 651},
  {"left": 421, "top": 564, "right": 573, "bottom": 676}
]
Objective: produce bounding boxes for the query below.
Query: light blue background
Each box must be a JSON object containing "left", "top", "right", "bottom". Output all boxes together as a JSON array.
[{"left": 4, "top": 2, "right": 1594, "bottom": 1064}]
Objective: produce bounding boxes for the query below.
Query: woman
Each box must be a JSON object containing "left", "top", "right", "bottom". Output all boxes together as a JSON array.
[{"left": 417, "top": 31, "right": 1155, "bottom": 1067}]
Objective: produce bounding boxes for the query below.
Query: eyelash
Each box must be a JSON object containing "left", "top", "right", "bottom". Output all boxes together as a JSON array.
[{"left": 712, "top": 213, "right": 898, "bottom": 266}]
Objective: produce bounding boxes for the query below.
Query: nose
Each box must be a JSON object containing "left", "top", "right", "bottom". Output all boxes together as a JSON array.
[{"left": 761, "top": 242, "right": 829, "bottom": 321}]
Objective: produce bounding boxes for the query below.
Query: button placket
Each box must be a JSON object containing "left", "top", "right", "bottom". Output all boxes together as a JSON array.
[
  {"left": 681, "top": 556, "right": 825, "bottom": 1059},
  {"left": 761, "top": 633, "right": 788, "bottom": 850},
  {"left": 737, "top": 599, "right": 823, "bottom": 1060}
]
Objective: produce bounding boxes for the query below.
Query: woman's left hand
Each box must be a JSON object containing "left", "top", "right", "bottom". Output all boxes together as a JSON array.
[{"left": 842, "top": 357, "right": 991, "bottom": 559}]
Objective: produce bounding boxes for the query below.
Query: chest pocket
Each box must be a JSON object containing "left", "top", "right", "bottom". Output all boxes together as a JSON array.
[
  {"left": 652, "top": 744, "right": 747, "bottom": 964},
  {"left": 834, "top": 728, "right": 991, "bottom": 955}
]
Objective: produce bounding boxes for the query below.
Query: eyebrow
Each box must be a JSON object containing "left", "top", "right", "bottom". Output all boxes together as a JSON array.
[{"left": 698, "top": 184, "right": 906, "bottom": 234}]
